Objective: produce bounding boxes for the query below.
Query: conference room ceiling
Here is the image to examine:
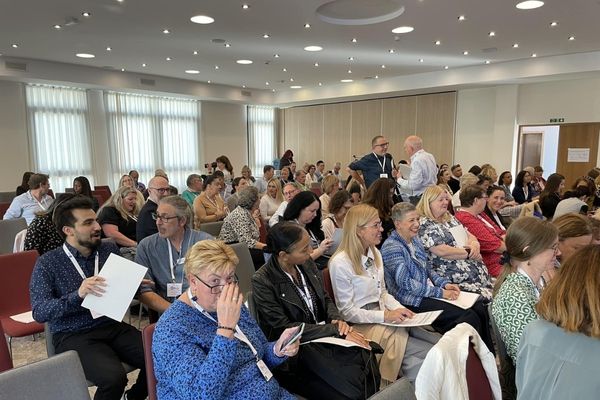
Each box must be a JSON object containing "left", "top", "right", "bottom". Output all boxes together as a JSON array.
[{"left": 1, "top": 0, "right": 600, "bottom": 94}]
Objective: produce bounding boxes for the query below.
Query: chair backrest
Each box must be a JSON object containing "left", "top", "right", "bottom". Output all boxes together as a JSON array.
[
  {"left": 13, "top": 229, "right": 27, "bottom": 253},
  {"left": 94, "top": 185, "right": 112, "bottom": 196},
  {"left": 229, "top": 243, "right": 255, "bottom": 296},
  {"left": 246, "top": 291, "right": 259, "bottom": 323},
  {"left": 44, "top": 323, "right": 56, "bottom": 357},
  {"left": 488, "top": 303, "right": 516, "bottom": 399},
  {"left": 142, "top": 324, "right": 158, "bottom": 400},
  {"left": 0, "top": 202, "right": 10, "bottom": 219},
  {"left": 0, "top": 350, "right": 90, "bottom": 400},
  {"left": 487, "top": 303, "right": 511, "bottom": 365},
  {"left": 91, "top": 190, "right": 111, "bottom": 206},
  {"left": 466, "top": 341, "right": 494, "bottom": 400},
  {"left": 0, "top": 218, "right": 28, "bottom": 255},
  {"left": 0, "top": 192, "right": 16, "bottom": 203},
  {"left": 0, "top": 324, "right": 13, "bottom": 373},
  {"left": 198, "top": 221, "right": 224, "bottom": 237},
  {"left": 0, "top": 250, "right": 39, "bottom": 317},
  {"left": 321, "top": 267, "right": 335, "bottom": 304}
]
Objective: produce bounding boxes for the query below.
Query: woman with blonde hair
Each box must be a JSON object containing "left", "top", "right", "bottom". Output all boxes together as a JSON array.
[
  {"left": 97, "top": 186, "right": 144, "bottom": 248},
  {"left": 329, "top": 204, "right": 436, "bottom": 386},
  {"left": 259, "top": 178, "right": 283, "bottom": 224},
  {"left": 152, "top": 240, "right": 299, "bottom": 399},
  {"left": 240, "top": 165, "right": 256, "bottom": 184},
  {"left": 118, "top": 174, "right": 135, "bottom": 189},
  {"left": 319, "top": 175, "right": 340, "bottom": 215},
  {"left": 417, "top": 185, "right": 493, "bottom": 299},
  {"left": 516, "top": 244, "right": 600, "bottom": 399}
]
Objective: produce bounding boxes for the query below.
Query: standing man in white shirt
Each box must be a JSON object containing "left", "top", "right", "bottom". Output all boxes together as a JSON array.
[
  {"left": 397, "top": 136, "right": 437, "bottom": 205},
  {"left": 4, "top": 173, "right": 53, "bottom": 225}
]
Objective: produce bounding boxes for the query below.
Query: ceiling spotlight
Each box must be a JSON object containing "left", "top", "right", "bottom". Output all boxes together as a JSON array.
[
  {"left": 419, "top": 58, "right": 424, "bottom": 63},
  {"left": 162, "top": 29, "right": 170, "bottom": 34},
  {"left": 381, "top": 64, "right": 386, "bottom": 69},
  {"left": 214, "top": 65, "right": 220, "bottom": 69},
  {"left": 266, "top": 82, "right": 270, "bottom": 85},
  {"left": 185, "top": 70, "right": 200, "bottom": 74},
  {"left": 516, "top": 1, "right": 544, "bottom": 10},
  {"left": 348, "top": 56, "right": 354, "bottom": 61},
  {"left": 513, "top": 43, "right": 519, "bottom": 48},
  {"left": 550, "top": 21, "right": 558, "bottom": 27},
  {"left": 458, "top": 15, "right": 466, "bottom": 21},
  {"left": 568, "top": 36, "right": 575, "bottom": 41},
  {"left": 388, "top": 49, "right": 395, "bottom": 53},
  {"left": 76, "top": 53, "right": 95, "bottom": 58},
  {"left": 488, "top": 31, "right": 496, "bottom": 37},
  {"left": 207, "top": 80, "right": 211, "bottom": 84},
  {"left": 242, "top": 85, "right": 246, "bottom": 88},
  {"left": 262, "top": 33, "right": 270, "bottom": 38},
  {"left": 116, "top": 0, "right": 124, "bottom": 3},
  {"left": 318, "top": 82, "right": 322, "bottom": 86},
  {"left": 304, "top": 23, "right": 311, "bottom": 28},
  {"left": 225, "top": 43, "right": 231, "bottom": 48},
  {"left": 531, "top": 53, "right": 537, "bottom": 57},
  {"left": 166, "top": 57, "right": 172, "bottom": 61},
  {"left": 375, "top": 75, "right": 379, "bottom": 79},
  {"left": 340, "top": 79, "right": 353, "bottom": 83},
  {"left": 190, "top": 15, "right": 215, "bottom": 24},
  {"left": 11, "top": 44, "right": 18, "bottom": 48},
  {"left": 435, "top": 40, "right": 441, "bottom": 45},
  {"left": 274, "top": 54, "right": 280, "bottom": 58},
  {"left": 272, "top": 89, "right": 275, "bottom": 92},
  {"left": 304, "top": 45, "right": 323, "bottom": 52},
  {"left": 351, "top": 38, "right": 357, "bottom": 43},
  {"left": 444, "top": 65, "right": 449, "bottom": 69},
  {"left": 463, "top": 50, "right": 469, "bottom": 55},
  {"left": 82, "top": 12, "right": 91, "bottom": 17},
  {"left": 106, "top": 46, "right": 112, "bottom": 51},
  {"left": 347, "top": 69, "right": 352, "bottom": 74},
  {"left": 53, "top": 24, "right": 62, "bottom": 29},
  {"left": 121, "top": 68, "right": 125, "bottom": 72},
  {"left": 282, "top": 67, "right": 287, "bottom": 72},
  {"left": 236, "top": 59, "right": 253, "bottom": 64},
  {"left": 485, "top": 60, "right": 491, "bottom": 64},
  {"left": 314, "top": 62, "right": 319, "bottom": 67},
  {"left": 193, "top": 50, "right": 198, "bottom": 55},
  {"left": 290, "top": 85, "right": 302, "bottom": 89},
  {"left": 391, "top": 26, "right": 414, "bottom": 34},
  {"left": 242, "top": 4, "right": 249, "bottom": 9},
  {"left": 142, "top": 63, "right": 147, "bottom": 67},
  {"left": 290, "top": 78, "right": 294, "bottom": 82}
]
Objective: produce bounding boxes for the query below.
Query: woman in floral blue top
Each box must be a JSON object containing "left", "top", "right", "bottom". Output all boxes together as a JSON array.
[{"left": 415, "top": 185, "right": 493, "bottom": 300}]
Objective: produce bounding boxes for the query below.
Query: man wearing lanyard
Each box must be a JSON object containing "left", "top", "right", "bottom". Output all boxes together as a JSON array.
[
  {"left": 3, "top": 173, "right": 53, "bottom": 225},
  {"left": 396, "top": 135, "right": 438, "bottom": 205},
  {"left": 348, "top": 135, "right": 397, "bottom": 189},
  {"left": 136, "top": 196, "right": 213, "bottom": 318},
  {"left": 30, "top": 196, "right": 147, "bottom": 400}
]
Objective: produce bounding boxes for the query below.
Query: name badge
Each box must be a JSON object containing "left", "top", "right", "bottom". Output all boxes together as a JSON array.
[
  {"left": 256, "top": 359, "right": 273, "bottom": 381},
  {"left": 380, "top": 173, "right": 388, "bottom": 178},
  {"left": 167, "top": 283, "right": 183, "bottom": 297}
]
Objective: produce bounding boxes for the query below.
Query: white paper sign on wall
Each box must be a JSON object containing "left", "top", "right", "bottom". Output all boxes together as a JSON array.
[{"left": 567, "top": 148, "right": 590, "bottom": 163}]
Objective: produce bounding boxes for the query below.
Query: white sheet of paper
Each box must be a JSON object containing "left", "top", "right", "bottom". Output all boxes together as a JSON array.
[
  {"left": 380, "top": 310, "right": 443, "bottom": 328},
  {"left": 435, "top": 291, "right": 481, "bottom": 310},
  {"left": 10, "top": 310, "right": 35, "bottom": 323},
  {"left": 81, "top": 253, "right": 147, "bottom": 322},
  {"left": 302, "top": 336, "right": 369, "bottom": 350},
  {"left": 448, "top": 225, "right": 468, "bottom": 247},
  {"left": 324, "top": 228, "right": 343, "bottom": 256},
  {"left": 398, "top": 163, "right": 412, "bottom": 180}
]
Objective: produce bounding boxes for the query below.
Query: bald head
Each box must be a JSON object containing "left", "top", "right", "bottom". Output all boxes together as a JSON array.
[
  {"left": 148, "top": 176, "right": 170, "bottom": 202},
  {"left": 404, "top": 135, "right": 423, "bottom": 157}
]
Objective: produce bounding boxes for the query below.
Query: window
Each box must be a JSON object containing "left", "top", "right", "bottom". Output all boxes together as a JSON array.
[
  {"left": 105, "top": 92, "right": 200, "bottom": 190},
  {"left": 25, "top": 84, "right": 93, "bottom": 192},
  {"left": 247, "top": 105, "right": 276, "bottom": 176}
]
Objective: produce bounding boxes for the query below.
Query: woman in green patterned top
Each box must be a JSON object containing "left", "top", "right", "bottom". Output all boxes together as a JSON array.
[{"left": 491, "top": 217, "right": 560, "bottom": 362}]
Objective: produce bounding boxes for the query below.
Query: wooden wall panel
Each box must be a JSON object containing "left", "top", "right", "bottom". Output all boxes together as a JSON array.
[
  {"left": 293, "top": 105, "right": 324, "bottom": 169},
  {"left": 351, "top": 99, "right": 382, "bottom": 159},
  {"left": 282, "top": 108, "right": 299, "bottom": 167},
  {"left": 556, "top": 123, "right": 600, "bottom": 185},
  {"left": 416, "top": 92, "right": 456, "bottom": 165},
  {"left": 323, "top": 102, "right": 352, "bottom": 169},
  {"left": 382, "top": 97, "right": 417, "bottom": 162}
]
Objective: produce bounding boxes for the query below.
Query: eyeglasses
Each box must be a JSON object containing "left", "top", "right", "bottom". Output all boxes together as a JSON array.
[
  {"left": 193, "top": 274, "right": 239, "bottom": 294},
  {"left": 150, "top": 187, "right": 170, "bottom": 193},
  {"left": 151, "top": 212, "right": 179, "bottom": 222},
  {"left": 267, "top": 185, "right": 277, "bottom": 188},
  {"left": 548, "top": 243, "right": 560, "bottom": 254},
  {"left": 364, "top": 221, "right": 383, "bottom": 229},
  {"left": 374, "top": 142, "right": 389, "bottom": 147},
  {"left": 283, "top": 190, "right": 297, "bottom": 196}
]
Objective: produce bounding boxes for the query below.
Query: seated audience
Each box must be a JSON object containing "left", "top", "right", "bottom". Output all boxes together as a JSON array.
[
  {"left": 279, "top": 149, "right": 294, "bottom": 169},
  {"left": 329, "top": 204, "right": 436, "bottom": 385},
  {"left": 253, "top": 222, "right": 377, "bottom": 398},
  {"left": 552, "top": 213, "right": 592, "bottom": 264},
  {"left": 241, "top": 165, "right": 256, "bottom": 185},
  {"left": 448, "top": 164, "right": 462, "bottom": 193},
  {"left": 24, "top": 193, "right": 72, "bottom": 255},
  {"left": 136, "top": 175, "right": 170, "bottom": 242},
  {"left": 417, "top": 185, "right": 493, "bottom": 300},
  {"left": 216, "top": 155, "right": 234, "bottom": 185},
  {"left": 516, "top": 245, "right": 600, "bottom": 399},
  {"left": 16, "top": 171, "right": 34, "bottom": 196},
  {"left": 319, "top": 175, "right": 340, "bottom": 215},
  {"left": 136, "top": 196, "right": 212, "bottom": 315},
  {"left": 362, "top": 178, "right": 396, "bottom": 245},
  {"left": 538, "top": 173, "right": 565, "bottom": 220},
  {"left": 118, "top": 174, "right": 135, "bottom": 189},
  {"left": 181, "top": 173, "right": 203, "bottom": 207},
  {"left": 259, "top": 178, "right": 283, "bottom": 224},
  {"left": 73, "top": 176, "right": 99, "bottom": 211},
  {"left": 269, "top": 182, "right": 301, "bottom": 227},
  {"left": 553, "top": 186, "right": 589, "bottom": 220},
  {"left": 305, "top": 164, "right": 317, "bottom": 186},
  {"left": 468, "top": 165, "right": 482, "bottom": 176},
  {"left": 381, "top": 202, "right": 493, "bottom": 351},
  {"left": 152, "top": 240, "right": 298, "bottom": 400},
  {"left": 531, "top": 165, "right": 547, "bottom": 196},
  {"left": 437, "top": 167, "right": 453, "bottom": 194},
  {"left": 294, "top": 170, "right": 308, "bottom": 191},
  {"left": 4, "top": 173, "right": 54, "bottom": 225},
  {"left": 219, "top": 186, "right": 267, "bottom": 269},
  {"left": 226, "top": 177, "right": 250, "bottom": 212},
  {"left": 254, "top": 165, "right": 275, "bottom": 195},
  {"left": 573, "top": 176, "right": 600, "bottom": 209},
  {"left": 279, "top": 166, "right": 293, "bottom": 186},
  {"left": 30, "top": 196, "right": 147, "bottom": 400},
  {"left": 194, "top": 174, "right": 228, "bottom": 227},
  {"left": 451, "top": 172, "right": 478, "bottom": 208},
  {"left": 512, "top": 170, "right": 534, "bottom": 204},
  {"left": 346, "top": 179, "right": 364, "bottom": 205},
  {"left": 476, "top": 174, "right": 493, "bottom": 191},
  {"left": 282, "top": 191, "right": 332, "bottom": 269},
  {"left": 97, "top": 186, "right": 143, "bottom": 248},
  {"left": 455, "top": 186, "right": 506, "bottom": 278},
  {"left": 484, "top": 185, "right": 511, "bottom": 230},
  {"left": 498, "top": 170, "right": 515, "bottom": 202},
  {"left": 491, "top": 217, "right": 559, "bottom": 363},
  {"left": 480, "top": 165, "right": 498, "bottom": 184},
  {"left": 129, "top": 169, "right": 146, "bottom": 193},
  {"left": 322, "top": 190, "right": 352, "bottom": 239}
]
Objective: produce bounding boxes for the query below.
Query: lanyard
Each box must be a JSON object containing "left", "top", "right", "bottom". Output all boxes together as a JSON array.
[
  {"left": 372, "top": 153, "right": 386, "bottom": 173},
  {"left": 63, "top": 243, "right": 99, "bottom": 280},
  {"left": 188, "top": 288, "right": 260, "bottom": 360},
  {"left": 284, "top": 266, "right": 316, "bottom": 320},
  {"left": 166, "top": 234, "right": 191, "bottom": 283}
]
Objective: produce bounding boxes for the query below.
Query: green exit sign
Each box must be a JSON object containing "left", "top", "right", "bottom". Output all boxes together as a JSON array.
[{"left": 549, "top": 118, "right": 565, "bottom": 123}]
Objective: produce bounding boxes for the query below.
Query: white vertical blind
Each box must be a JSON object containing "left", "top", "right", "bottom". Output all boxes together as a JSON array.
[
  {"left": 25, "top": 84, "right": 93, "bottom": 192},
  {"left": 105, "top": 92, "right": 200, "bottom": 190},
  {"left": 247, "top": 105, "right": 276, "bottom": 176}
]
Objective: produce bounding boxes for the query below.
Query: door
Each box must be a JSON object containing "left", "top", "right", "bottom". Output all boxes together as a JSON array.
[
  {"left": 518, "top": 131, "right": 542, "bottom": 171},
  {"left": 556, "top": 123, "right": 600, "bottom": 185}
]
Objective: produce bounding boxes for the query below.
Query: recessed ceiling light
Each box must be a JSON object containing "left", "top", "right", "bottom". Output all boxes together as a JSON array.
[
  {"left": 435, "top": 40, "right": 441, "bottom": 45},
  {"left": 485, "top": 60, "right": 491, "bottom": 64},
  {"left": 76, "top": 53, "right": 95, "bottom": 58},
  {"left": 224, "top": 43, "right": 231, "bottom": 48},
  {"left": 341, "top": 79, "right": 353, "bottom": 83},
  {"left": 381, "top": 64, "right": 386, "bottom": 69},
  {"left": 242, "top": 85, "right": 246, "bottom": 88},
  {"left": 388, "top": 49, "right": 395, "bottom": 53},
  {"left": 53, "top": 24, "right": 62, "bottom": 29},
  {"left": 162, "top": 29, "right": 170, "bottom": 34},
  {"left": 444, "top": 65, "right": 449, "bottom": 69},
  {"left": 290, "top": 85, "right": 302, "bottom": 89},
  {"left": 236, "top": 59, "right": 253, "bottom": 64},
  {"left": 513, "top": 43, "right": 519, "bottom": 48},
  {"left": 463, "top": 50, "right": 469, "bottom": 55},
  {"left": 550, "top": 21, "right": 558, "bottom": 27},
  {"left": 190, "top": 15, "right": 215, "bottom": 24},
  {"left": 351, "top": 38, "right": 357, "bottom": 43},
  {"left": 185, "top": 70, "right": 200, "bottom": 74},
  {"left": 531, "top": 53, "right": 537, "bottom": 57},
  {"left": 516, "top": 1, "right": 544, "bottom": 10},
  {"left": 262, "top": 33, "right": 270, "bottom": 38},
  {"left": 11, "top": 44, "right": 18, "bottom": 48},
  {"left": 282, "top": 67, "right": 287, "bottom": 72},
  {"left": 272, "top": 89, "right": 275, "bottom": 92},
  {"left": 348, "top": 56, "right": 354, "bottom": 61},
  {"left": 290, "top": 78, "right": 294, "bottom": 82},
  {"left": 419, "top": 58, "right": 424, "bottom": 63},
  {"left": 304, "top": 45, "right": 323, "bottom": 52},
  {"left": 82, "top": 12, "right": 91, "bottom": 17},
  {"left": 214, "top": 65, "right": 220, "bottom": 69},
  {"left": 242, "top": 4, "right": 249, "bottom": 9},
  {"left": 304, "top": 23, "right": 311, "bottom": 28},
  {"left": 207, "top": 80, "right": 211, "bottom": 84},
  {"left": 347, "top": 69, "right": 352, "bottom": 74},
  {"left": 314, "top": 62, "right": 319, "bottom": 67},
  {"left": 568, "top": 36, "right": 575, "bottom": 41},
  {"left": 116, "top": 0, "right": 124, "bottom": 3},
  {"left": 458, "top": 15, "right": 466, "bottom": 21},
  {"left": 274, "top": 54, "right": 280, "bottom": 58},
  {"left": 106, "top": 46, "right": 112, "bottom": 51},
  {"left": 142, "top": 63, "right": 147, "bottom": 67},
  {"left": 375, "top": 75, "right": 379, "bottom": 79},
  {"left": 391, "top": 26, "right": 414, "bottom": 34},
  {"left": 120, "top": 68, "right": 125, "bottom": 72},
  {"left": 318, "top": 82, "right": 322, "bottom": 86},
  {"left": 488, "top": 31, "right": 496, "bottom": 37},
  {"left": 193, "top": 50, "right": 198, "bottom": 55},
  {"left": 266, "top": 82, "right": 270, "bottom": 85}
]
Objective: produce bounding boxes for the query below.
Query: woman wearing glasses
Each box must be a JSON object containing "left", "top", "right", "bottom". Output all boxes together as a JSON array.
[
  {"left": 152, "top": 240, "right": 299, "bottom": 400},
  {"left": 329, "top": 204, "right": 436, "bottom": 386},
  {"left": 194, "top": 174, "right": 228, "bottom": 228}
]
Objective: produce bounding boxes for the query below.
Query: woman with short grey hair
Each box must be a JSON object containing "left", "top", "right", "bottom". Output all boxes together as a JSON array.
[{"left": 219, "top": 186, "right": 266, "bottom": 269}]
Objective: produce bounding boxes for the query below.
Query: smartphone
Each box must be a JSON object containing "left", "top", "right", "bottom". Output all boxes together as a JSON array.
[{"left": 281, "top": 323, "right": 305, "bottom": 349}]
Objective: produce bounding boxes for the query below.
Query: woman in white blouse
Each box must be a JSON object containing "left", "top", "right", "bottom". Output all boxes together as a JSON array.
[
  {"left": 259, "top": 178, "right": 283, "bottom": 224},
  {"left": 329, "top": 204, "right": 436, "bottom": 386}
]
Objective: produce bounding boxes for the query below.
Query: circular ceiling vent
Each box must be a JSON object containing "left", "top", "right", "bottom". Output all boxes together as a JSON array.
[{"left": 316, "top": 0, "right": 405, "bottom": 26}]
